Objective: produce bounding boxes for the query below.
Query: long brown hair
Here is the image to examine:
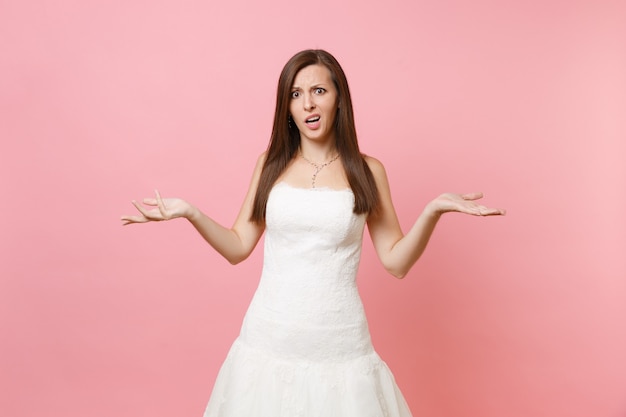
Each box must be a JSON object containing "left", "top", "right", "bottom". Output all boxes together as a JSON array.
[{"left": 250, "top": 49, "right": 379, "bottom": 223}]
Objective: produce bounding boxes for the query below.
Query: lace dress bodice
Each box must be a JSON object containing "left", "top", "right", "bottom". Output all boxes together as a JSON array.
[{"left": 240, "top": 182, "right": 371, "bottom": 362}]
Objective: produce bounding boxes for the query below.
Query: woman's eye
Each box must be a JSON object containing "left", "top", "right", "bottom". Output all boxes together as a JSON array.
[
  {"left": 291, "top": 91, "right": 300, "bottom": 98},
  {"left": 315, "top": 88, "right": 325, "bottom": 94}
]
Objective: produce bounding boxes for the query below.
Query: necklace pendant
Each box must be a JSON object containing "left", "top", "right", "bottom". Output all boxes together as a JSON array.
[{"left": 299, "top": 150, "right": 340, "bottom": 188}]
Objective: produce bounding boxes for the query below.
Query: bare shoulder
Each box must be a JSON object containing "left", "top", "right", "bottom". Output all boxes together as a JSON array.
[
  {"left": 251, "top": 151, "right": 268, "bottom": 174},
  {"left": 257, "top": 151, "right": 268, "bottom": 166},
  {"left": 363, "top": 154, "right": 388, "bottom": 181},
  {"left": 240, "top": 152, "right": 268, "bottom": 192}
]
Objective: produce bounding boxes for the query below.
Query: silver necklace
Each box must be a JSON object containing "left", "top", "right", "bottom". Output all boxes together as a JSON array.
[{"left": 299, "top": 150, "right": 340, "bottom": 188}]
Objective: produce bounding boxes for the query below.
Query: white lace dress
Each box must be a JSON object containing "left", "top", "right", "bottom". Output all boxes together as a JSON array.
[{"left": 203, "top": 182, "right": 412, "bottom": 417}]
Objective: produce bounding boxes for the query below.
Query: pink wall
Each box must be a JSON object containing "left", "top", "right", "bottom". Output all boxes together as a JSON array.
[{"left": 1, "top": 1, "right": 625, "bottom": 416}]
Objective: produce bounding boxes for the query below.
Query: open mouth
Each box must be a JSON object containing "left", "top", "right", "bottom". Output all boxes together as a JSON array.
[{"left": 306, "top": 116, "right": 320, "bottom": 124}]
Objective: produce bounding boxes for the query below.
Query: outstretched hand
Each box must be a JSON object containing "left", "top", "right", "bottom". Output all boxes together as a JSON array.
[
  {"left": 121, "top": 190, "right": 193, "bottom": 225},
  {"left": 428, "top": 192, "right": 506, "bottom": 217}
]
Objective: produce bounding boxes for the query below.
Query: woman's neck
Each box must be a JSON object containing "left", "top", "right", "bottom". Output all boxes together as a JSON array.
[{"left": 298, "top": 141, "right": 339, "bottom": 165}]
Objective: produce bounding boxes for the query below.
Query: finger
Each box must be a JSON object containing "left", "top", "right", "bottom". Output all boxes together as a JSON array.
[
  {"left": 452, "top": 203, "right": 483, "bottom": 216},
  {"left": 459, "top": 202, "right": 489, "bottom": 216},
  {"left": 154, "top": 189, "right": 169, "bottom": 219},
  {"left": 482, "top": 207, "right": 507, "bottom": 216},
  {"left": 142, "top": 198, "right": 158, "bottom": 206},
  {"left": 476, "top": 206, "right": 506, "bottom": 216},
  {"left": 120, "top": 215, "right": 149, "bottom": 225},
  {"left": 462, "top": 192, "right": 484, "bottom": 201},
  {"left": 131, "top": 200, "right": 162, "bottom": 220}
]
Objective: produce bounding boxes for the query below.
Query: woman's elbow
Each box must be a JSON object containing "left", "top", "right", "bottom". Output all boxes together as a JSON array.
[
  {"left": 226, "top": 253, "right": 249, "bottom": 265},
  {"left": 388, "top": 268, "right": 408, "bottom": 279},
  {"left": 222, "top": 248, "right": 253, "bottom": 265},
  {"left": 381, "top": 260, "right": 409, "bottom": 279},
  {"left": 227, "top": 257, "right": 243, "bottom": 266}
]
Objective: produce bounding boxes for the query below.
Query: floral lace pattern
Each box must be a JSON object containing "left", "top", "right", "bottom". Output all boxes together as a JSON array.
[{"left": 203, "top": 183, "right": 412, "bottom": 417}]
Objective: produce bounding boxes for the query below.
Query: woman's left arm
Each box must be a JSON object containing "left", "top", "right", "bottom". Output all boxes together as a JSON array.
[{"left": 365, "top": 157, "right": 505, "bottom": 278}]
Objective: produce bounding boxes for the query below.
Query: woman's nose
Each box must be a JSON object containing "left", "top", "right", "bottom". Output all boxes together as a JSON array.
[{"left": 303, "top": 94, "right": 315, "bottom": 111}]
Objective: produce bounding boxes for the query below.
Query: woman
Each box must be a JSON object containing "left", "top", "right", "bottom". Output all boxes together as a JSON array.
[{"left": 122, "top": 49, "right": 505, "bottom": 417}]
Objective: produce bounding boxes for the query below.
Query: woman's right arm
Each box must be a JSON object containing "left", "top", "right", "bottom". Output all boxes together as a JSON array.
[{"left": 121, "top": 153, "right": 267, "bottom": 265}]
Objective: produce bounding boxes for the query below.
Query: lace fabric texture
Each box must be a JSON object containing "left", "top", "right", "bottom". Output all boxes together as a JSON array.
[{"left": 203, "top": 182, "right": 412, "bottom": 417}]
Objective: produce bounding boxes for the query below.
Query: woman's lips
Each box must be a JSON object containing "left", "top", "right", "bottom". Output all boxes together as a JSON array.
[{"left": 305, "top": 114, "right": 321, "bottom": 129}]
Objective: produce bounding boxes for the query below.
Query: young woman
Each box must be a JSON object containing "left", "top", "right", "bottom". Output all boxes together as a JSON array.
[{"left": 122, "top": 49, "right": 505, "bottom": 417}]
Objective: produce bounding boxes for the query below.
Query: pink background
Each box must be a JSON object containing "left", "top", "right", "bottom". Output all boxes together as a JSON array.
[{"left": 1, "top": 1, "right": 625, "bottom": 416}]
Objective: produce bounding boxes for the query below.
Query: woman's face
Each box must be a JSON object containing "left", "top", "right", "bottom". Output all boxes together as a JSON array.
[{"left": 289, "top": 64, "right": 339, "bottom": 144}]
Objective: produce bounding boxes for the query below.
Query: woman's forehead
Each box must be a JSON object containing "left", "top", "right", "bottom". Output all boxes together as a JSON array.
[{"left": 292, "top": 64, "right": 332, "bottom": 88}]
